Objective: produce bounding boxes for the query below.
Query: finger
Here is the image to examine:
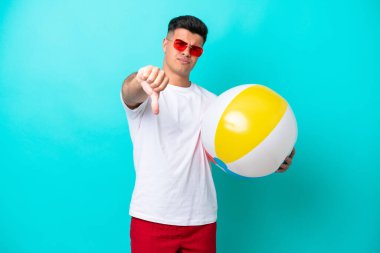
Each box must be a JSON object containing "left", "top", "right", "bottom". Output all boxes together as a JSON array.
[
  {"left": 154, "top": 76, "right": 169, "bottom": 92},
  {"left": 146, "top": 67, "right": 160, "bottom": 84},
  {"left": 276, "top": 164, "right": 289, "bottom": 173},
  {"left": 150, "top": 91, "right": 159, "bottom": 115},
  {"left": 143, "top": 66, "right": 153, "bottom": 80},
  {"left": 138, "top": 66, "right": 152, "bottom": 81},
  {"left": 289, "top": 148, "right": 296, "bottom": 158},
  {"left": 151, "top": 70, "right": 166, "bottom": 89},
  {"left": 137, "top": 67, "right": 148, "bottom": 82},
  {"left": 284, "top": 157, "right": 292, "bottom": 166}
]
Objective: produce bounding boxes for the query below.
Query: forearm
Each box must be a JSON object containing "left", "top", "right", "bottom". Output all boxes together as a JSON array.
[{"left": 121, "top": 72, "right": 148, "bottom": 108}]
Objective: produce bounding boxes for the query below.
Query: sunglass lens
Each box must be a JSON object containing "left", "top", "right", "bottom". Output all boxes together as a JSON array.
[
  {"left": 173, "top": 39, "right": 188, "bottom": 51},
  {"left": 190, "top": 47, "right": 203, "bottom": 57}
]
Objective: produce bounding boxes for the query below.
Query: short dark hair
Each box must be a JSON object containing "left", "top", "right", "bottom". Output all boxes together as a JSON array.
[{"left": 168, "top": 15, "right": 208, "bottom": 44}]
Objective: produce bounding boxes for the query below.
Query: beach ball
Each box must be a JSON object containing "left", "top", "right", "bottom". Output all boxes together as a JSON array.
[{"left": 201, "top": 84, "right": 297, "bottom": 178}]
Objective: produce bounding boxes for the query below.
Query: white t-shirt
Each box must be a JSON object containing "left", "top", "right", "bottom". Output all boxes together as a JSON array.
[{"left": 121, "top": 83, "right": 218, "bottom": 226}]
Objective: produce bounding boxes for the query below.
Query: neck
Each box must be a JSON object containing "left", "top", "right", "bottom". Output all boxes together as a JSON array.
[
  {"left": 168, "top": 76, "right": 191, "bottom": 87},
  {"left": 163, "top": 64, "right": 191, "bottom": 87}
]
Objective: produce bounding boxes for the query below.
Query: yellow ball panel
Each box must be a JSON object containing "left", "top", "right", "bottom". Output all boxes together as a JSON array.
[{"left": 215, "top": 85, "right": 288, "bottom": 163}]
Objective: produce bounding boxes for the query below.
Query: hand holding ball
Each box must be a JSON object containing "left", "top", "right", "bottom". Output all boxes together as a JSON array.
[{"left": 201, "top": 84, "right": 298, "bottom": 178}]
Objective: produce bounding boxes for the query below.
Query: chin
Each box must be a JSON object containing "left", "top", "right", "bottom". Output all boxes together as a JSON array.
[{"left": 176, "top": 66, "right": 192, "bottom": 75}]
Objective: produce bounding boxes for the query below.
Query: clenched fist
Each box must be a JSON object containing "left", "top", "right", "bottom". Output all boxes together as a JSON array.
[{"left": 136, "top": 66, "right": 169, "bottom": 115}]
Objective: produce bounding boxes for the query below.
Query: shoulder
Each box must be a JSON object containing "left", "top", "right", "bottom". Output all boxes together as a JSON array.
[{"left": 191, "top": 83, "right": 217, "bottom": 100}]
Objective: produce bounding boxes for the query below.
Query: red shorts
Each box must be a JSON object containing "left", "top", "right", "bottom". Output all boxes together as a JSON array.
[{"left": 130, "top": 217, "right": 216, "bottom": 253}]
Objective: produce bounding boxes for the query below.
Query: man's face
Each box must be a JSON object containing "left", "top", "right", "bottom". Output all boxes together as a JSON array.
[{"left": 163, "top": 28, "right": 204, "bottom": 79}]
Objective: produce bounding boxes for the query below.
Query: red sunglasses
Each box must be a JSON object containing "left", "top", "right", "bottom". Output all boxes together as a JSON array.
[{"left": 167, "top": 38, "right": 204, "bottom": 57}]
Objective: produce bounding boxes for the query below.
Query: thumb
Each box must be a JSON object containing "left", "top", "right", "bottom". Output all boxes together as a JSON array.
[
  {"left": 150, "top": 91, "right": 159, "bottom": 115},
  {"left": 141, "top": 80, "right": 153, "bottom": 95},
  {"left": 141, "top": 81, "right": 160, "bottom": 115}
]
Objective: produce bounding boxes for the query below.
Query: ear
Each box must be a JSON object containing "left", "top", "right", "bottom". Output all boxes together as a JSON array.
[{"left": 163, "top": 38, "right": 168, "bottom": 53}]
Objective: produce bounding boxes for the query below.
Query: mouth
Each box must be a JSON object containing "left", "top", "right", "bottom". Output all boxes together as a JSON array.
[{"left": 177, "top": 58, "right": 191, "bottom": 65}]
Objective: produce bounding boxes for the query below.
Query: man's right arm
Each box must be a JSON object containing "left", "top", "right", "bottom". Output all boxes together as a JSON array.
[{"left": 121, "top": 72, "right": 148, "bottom": 110}]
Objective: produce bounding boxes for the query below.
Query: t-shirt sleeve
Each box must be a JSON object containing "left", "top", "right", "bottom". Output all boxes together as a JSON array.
[
  {"left": 120, "top": 91, "right": 149, "bottom": 143},
  {"left": 201, "top": 87, "right": 217, "bottom": 108}
]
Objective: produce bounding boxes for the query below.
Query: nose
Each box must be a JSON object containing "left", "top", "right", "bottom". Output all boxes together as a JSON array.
[{"left": 182, "top": 46, "right": 191, "bottom": 57}]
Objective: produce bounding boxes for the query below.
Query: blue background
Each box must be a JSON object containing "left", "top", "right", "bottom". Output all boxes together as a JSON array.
[{"left": 1, "top": 0, "right": 379, "bottom": 252}]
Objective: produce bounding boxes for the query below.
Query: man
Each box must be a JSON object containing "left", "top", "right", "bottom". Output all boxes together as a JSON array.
[{"left": 121, "top": 15, "right": 295, "bottom": 253}]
